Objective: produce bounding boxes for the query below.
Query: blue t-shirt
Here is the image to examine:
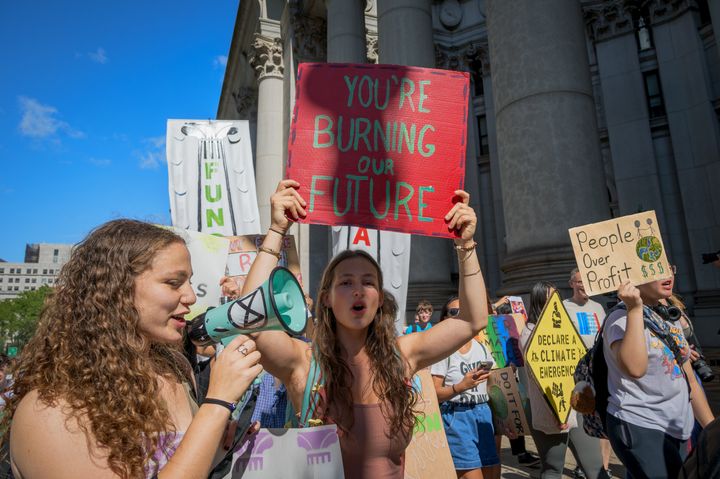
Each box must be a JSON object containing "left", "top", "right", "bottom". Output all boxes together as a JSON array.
[{"left": 403, "top": 322, "right": 432, "bottom": 335}]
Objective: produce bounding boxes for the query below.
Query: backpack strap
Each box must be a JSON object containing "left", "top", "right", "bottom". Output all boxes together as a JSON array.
[
  {"left": 299, "top": 354, "right": 325, "bottom": 427},
  {"left": 284, "top": 349, "right": 326, "bottom": 428}
]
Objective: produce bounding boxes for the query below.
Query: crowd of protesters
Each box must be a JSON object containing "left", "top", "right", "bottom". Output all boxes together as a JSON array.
[{"left": 0, "top": 178, "right": 717, "bottom": 479}]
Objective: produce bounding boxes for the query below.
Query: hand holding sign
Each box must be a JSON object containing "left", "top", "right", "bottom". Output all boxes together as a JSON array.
[
  {"left": 270, "top": 179, "right": 307, "bottom": 233},
  {"left": 445, "top": 189, "right": 477, "bottom": 242},
  {"left": 617, "top": 281, "right": 642, "bottom": 310}
]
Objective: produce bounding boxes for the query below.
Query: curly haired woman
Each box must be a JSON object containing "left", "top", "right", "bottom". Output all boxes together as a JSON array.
[
  {"left": 222, "top": 180, "right": 489, "bottom": 479},
  {"left": 3, "top": 220, "right": 262, "bottom": 479}
]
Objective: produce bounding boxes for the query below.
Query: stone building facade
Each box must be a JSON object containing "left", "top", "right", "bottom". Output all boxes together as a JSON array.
[
  {"left": 0, "top": 243, "right": 73, "bottom": 300},
  {"left": 217, "top": 0, "right": 720, "bottom": 342}
]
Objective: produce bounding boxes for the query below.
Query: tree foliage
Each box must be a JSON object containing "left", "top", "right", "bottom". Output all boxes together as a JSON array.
[{"left": 0, "top": 286, "right": 52, "bottom": 352}]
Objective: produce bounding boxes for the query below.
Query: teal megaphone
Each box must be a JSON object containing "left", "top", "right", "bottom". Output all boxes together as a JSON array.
[{"left": 187, "top": 266, "right": 307, "bottom": 346}]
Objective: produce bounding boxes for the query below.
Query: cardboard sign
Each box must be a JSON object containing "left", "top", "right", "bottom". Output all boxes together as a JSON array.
[
  {"left": 162, "top": 227, "right": 230, "bottom": 321},
  {"left": 524, "top": 291, "right": 587, "bottom": 424},
  {"left": 405, "top": 369, "right": 456, "bottom": 479},
  {"left": 226, "top": 425, "right": 344, "bottom": 478},
  {"left": 568, "top": 211, "right": 671, "bottom": 295},
  {"left": 225, "top": 235, "right": 302, "bottom": 291},
  {"left": 287, "top": 63, "right": 469, "bottom": 238},
  {"left": 487, "top": 314, "right": 526, "bottom": 368},
  {"left": 488, "top": 367, "right": 531, "bottom": 437}
]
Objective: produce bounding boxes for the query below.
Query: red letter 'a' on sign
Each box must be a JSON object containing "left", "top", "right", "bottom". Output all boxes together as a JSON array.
[{"left": 352, "top": 228, "right": 371, "bottom": 246}]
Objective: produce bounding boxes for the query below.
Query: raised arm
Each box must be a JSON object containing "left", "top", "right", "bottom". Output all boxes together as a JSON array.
[
  {"left": 239, "top": 180, "right": 310, "bottom": 386},
  {"left": 399, "top": 190, "right": 488, "bottom": 371},
  {"left": 609, "top": 282, "right": 648, "bottom": 379}
]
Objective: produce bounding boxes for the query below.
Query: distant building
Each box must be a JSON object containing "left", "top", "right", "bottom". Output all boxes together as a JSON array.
[{"left": 0, "top": 244, "right": 73, "bottom": 300}]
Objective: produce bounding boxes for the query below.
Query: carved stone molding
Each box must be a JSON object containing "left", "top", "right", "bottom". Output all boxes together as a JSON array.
[
  {"left": 366, "top": 32, "right": 378, "bottom": 63},
  {"left": 250, "top": 35, "right": 284, "bottom": 80},
  {"left": 289, "top": 0, "right": 327, "bottom": 62},
  {"left": 583, "top": 0, "right": 635, "bottom": 42},
  {"left": 232, "top": 86, "right": 258, "bottom": 118},
  {"left": 648, "top": 0, "right": 694, "bottom": 24},
  {"left": 365, "top": 0, "right": 375, "bottom": 13},
  {"left": 435, "top": 42, "right": 490, "bottom": 76}
]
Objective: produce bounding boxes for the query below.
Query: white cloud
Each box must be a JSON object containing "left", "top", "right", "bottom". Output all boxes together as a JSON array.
[
  {"left": 138, "top": 136, "right": 166, "bottom": 170},
  {"left": 88, "top": 157, "right": 112, "bottom": 167},
  {"left": 213, "top": 55, "right": 228, "bottom": 69},
  {"left": 18, "top": 96, "right": 85, "bottom": 140},
  {"left": 88, "top": 47, "right": 108, "bottom": 64}
]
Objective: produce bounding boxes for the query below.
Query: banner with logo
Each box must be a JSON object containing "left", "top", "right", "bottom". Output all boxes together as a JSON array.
[{"left": 167, "top": 120, "right": 261, "bottom": 236}]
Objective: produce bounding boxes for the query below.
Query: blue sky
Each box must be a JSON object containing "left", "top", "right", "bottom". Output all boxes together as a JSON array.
[{"left": 0, "top": 0, "right": 238, "bottom": 261}]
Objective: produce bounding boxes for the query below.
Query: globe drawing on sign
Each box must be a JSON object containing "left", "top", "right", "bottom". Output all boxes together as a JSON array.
[
  {"left": 488, "top": 385, "right": 508, "bottom": 419},
  {"left": 634, "top": 219, "right": 662, "bottom": 262}
]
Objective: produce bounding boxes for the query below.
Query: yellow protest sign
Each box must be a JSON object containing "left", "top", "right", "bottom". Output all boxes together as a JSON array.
[
  {"left": 568, "top": 210, "right": 671, "bottom": 295},
  {"left": 524, "top": 291, "right": 587, "bottom": 424}
]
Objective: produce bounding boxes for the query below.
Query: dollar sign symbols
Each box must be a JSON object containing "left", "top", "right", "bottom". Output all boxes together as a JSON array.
[
  {"left": 657, "top": 262, "right": 664, "bottom": 274},
  {"left": 650, "top": 264, "right": 656, "bottom": 275},
  {"left": 642, "top": 265, "right": 648, "bottom": 278}
]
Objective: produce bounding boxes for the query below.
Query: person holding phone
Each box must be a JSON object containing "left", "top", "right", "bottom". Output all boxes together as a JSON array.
[{"left": 432, "top": 296, "right": 499, "bottom": 479}]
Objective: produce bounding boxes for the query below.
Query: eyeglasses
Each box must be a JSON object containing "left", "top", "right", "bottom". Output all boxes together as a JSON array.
[{"left": 447, "top": 307, "right": 460, "bottom": 318}]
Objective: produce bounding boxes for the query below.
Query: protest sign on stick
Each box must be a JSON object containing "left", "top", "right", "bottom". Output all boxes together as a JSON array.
[
  {"left": 488, "top": 367, "right": 530, "bottom": 437},
  {"left": 405, "top": 369, "right": 456, "bottom": 479},
  {"left": 287, "top": 63, "right": 469, "bottom": 238},
  {"left": 524, "top": 291, "right": 587, "bottom": 424},
  {"left": 486, "top": 314, "right": 525, "bottom": 368},
  {"left": 568, "top": 211, "right": 671, "bottom": 295},
  {"left": 225, "top": 235, "right": 302, "bottom": 292}
]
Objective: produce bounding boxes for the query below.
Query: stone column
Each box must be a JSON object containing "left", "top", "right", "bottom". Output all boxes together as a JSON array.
[
  {"left": 326, "top": 0, "right": 366, "bottom": 62},
  {"left": 378, "top": 0, "right": 454, "bottom": 309},
  {"left": 709, "top": 0, "right": 720, "bottom": 61},
  {"left": 486, "top": 0, "right": 610, "bottom": 292},
  {"left": 250, "top": 35, "right": 285, "bottom": 232}
]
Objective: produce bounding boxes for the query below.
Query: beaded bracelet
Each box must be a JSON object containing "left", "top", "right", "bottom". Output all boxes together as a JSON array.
[{"left": 454, "top": 241, "right": 477, "bottom": 252}]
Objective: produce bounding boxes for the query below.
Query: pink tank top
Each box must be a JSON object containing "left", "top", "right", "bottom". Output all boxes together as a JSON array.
[{"left": 339, "top": 404, "right": 411, "bottom": 479}]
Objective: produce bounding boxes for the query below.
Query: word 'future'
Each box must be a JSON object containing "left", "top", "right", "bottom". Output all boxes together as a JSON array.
[{"left": 309, "top": 74, "right": 439, "bottom": 223}]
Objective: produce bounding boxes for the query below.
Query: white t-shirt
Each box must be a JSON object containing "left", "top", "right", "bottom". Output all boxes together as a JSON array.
[
  {"left": 603, "top": 307, "right": 693, "bottom": 440},
  {"left": 563, "top": 298, "right": 606, "bottom": 349},
  {"left": 430, "top": 340, "right": 494, "bottom": 405}
]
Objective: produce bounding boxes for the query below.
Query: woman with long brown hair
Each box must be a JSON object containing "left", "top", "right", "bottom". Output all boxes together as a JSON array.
[
  {"left": 3, "top": 220, "right": 262, "bottom": 478},
  {"left": 226, "top": 179, "right": 489, "bottom": 478}
]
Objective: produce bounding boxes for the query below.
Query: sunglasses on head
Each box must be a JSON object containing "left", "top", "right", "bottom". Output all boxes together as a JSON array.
[{"left": 447, "top": 307, "right": 460, "bottom": 318}]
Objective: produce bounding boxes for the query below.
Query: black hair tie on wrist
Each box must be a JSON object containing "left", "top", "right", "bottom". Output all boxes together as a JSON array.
[{"left": 202, "top": 398, "right": 237, "bottom": 413}]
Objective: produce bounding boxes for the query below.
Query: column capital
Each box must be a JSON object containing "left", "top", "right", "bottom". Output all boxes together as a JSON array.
[
  {"left": 583, "top": 0, "right": 635, "bottom": 42},
  {"left": 435, "top": 42, "right": 490, "bottom": 76},
  {"left": 250, "top": 35, "right": 284, "bottom": 80}
]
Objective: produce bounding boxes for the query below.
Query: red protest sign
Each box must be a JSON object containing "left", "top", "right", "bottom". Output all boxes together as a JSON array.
[{"left": 287, "top": 63, "right": 469, "bottom": 238}]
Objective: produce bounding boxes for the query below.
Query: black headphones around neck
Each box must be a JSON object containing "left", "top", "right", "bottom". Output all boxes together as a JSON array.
[{"left": 650, "top": 304, "right": 681, "bottom": 322}]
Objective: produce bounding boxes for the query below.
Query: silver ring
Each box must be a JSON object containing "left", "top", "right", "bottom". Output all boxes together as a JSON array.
[{"left": 237, "top": 345, "right": 248, "bottom": 356}]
